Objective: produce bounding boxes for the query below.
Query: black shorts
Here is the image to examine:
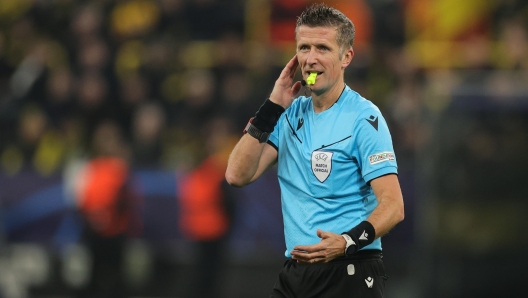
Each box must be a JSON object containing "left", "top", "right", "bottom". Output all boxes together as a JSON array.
[{"left": 270, "top": 250, "right": 388, "bottom": 298}]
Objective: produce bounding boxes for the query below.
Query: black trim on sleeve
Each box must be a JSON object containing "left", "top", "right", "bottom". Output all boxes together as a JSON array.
[
  {"left": 267, "top": 140, "right": 278, "bottom": 152},
  {"left": 366, "top": 173, "right": 398, "bottom": 185}
]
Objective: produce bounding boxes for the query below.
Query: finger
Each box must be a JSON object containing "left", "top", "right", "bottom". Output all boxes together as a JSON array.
[
  {"left": 317, "top": 229, "right": 324, "bottom": 238},
  {"left": 297, "top": 258, "right": 317, "bottom": 264},
  {"left": 291, "top": 81, "right": 303, "bottom": 97},
  {"left": 279, "top": 55, "right": 299, "bottom": 80},
  {"left": 293, "top": 258, "right": 312, "bottom": 264},
  {"left": 294, "top": 256, "right": 324, "bottom": 264},
  {"left": 287, "top": 55, "right": 299, "bottom": 77},
  {"left": 291, "top": 249, "right": 325, "bottom": 261},
  {"left": 294, "top": 235, "right": 330, "bottom": 252},
  {"left": 291, "top": 252, "right": 317, "bottom": 263},
  {"left": 290, "top": 249, "right": 314, "bottom": 258},
  {"left": 293, "top": 244, "right": 322, "bottom": 253}
]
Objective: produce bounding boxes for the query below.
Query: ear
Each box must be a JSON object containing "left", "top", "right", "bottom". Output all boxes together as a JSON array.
[{"left": 341, "top": 47, "right": 354, "bottom": 69}]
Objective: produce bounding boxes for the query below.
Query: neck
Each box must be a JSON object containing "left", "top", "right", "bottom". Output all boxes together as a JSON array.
[{"left": 312, "top": 80, "right": 345, "bottom": 113}]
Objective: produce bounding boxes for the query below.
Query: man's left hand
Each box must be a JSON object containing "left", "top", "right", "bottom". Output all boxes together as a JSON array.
[{"left": 290, "top": 229, "right": 346, "bottom": 264}]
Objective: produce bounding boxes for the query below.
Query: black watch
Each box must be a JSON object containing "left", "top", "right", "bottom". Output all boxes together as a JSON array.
[{"left": 244, "top": 118, "right": 270, "bottom": 143}]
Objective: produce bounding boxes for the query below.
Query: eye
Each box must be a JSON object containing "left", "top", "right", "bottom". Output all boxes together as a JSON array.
[{"left": 299, "top": 45, "right": 309, "bottom": 51}]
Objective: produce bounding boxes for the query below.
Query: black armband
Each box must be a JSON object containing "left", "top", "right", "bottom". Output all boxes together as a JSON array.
[
  {"left": 251, "top": 98, "right": 285, "bottom": 132},
  {"left": 342, "top": 221, "right": 376, "bottom": 256}
]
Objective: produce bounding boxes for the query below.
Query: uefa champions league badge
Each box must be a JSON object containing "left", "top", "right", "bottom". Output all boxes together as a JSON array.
[{"left": 311, "top": 150, "right": 333, "bottom": 182}]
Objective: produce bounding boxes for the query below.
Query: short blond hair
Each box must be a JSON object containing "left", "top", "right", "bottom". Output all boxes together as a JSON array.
[{"left": 295, "top": 3, "right": 355, "bottom": 56}]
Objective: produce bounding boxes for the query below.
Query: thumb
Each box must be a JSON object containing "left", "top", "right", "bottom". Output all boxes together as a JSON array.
[{"left": 317, "top": 229, "right": 325, "bottom": 239}]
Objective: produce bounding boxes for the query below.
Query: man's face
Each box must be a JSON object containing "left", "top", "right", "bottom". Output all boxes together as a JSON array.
[{"left": 296, "top": 25, "right": 353, "bottom": 95}]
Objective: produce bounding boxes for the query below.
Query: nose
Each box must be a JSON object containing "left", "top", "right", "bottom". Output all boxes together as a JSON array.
[{"left": 305, "top": 47, "right": 317, "bottom": 66}]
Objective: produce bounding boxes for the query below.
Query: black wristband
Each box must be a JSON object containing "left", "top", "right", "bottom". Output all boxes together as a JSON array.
[
  {"left": 251, "top": 98, "right": 285, "bottom": 132},
  {"left": 342, "top": 221, "right": 376, "bottom": 256}
]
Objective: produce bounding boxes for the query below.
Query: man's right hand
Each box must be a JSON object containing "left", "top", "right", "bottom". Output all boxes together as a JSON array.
[{"left": 269, "top": 55, "right": 303, "bottom": 109}]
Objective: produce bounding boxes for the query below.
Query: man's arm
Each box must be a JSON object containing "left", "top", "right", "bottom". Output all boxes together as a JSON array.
[
  {"left": 367, "top": 174, "right": 405, "bottom": 237},
  {"left": 290, "top": 174, "right": 404, "bottom": 263},
  {"left": 337, "top": 174, "right": 404, "bottom": 256},
  {"left": 226, "top": 55, "right": 302, "bottom": 187},
  {"left": 225, "top": 139, "right": 277, "bottom": 187}
]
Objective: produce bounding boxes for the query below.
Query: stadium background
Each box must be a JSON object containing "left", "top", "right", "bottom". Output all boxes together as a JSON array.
[{"left": 0, "top": 0, "right": 527, "bottom": 297}]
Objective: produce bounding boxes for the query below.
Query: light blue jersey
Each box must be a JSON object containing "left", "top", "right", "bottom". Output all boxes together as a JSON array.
[{"left": 268, "top": 86, "right": 398, "bottom": 258}]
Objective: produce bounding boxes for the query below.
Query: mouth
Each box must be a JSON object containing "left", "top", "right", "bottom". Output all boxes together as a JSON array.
[
  {"left": 305, "top": 71, "right": 322, "bottom": 86},
  {"left": 305, "top": 71, "right": 323, "bottom": 77}
]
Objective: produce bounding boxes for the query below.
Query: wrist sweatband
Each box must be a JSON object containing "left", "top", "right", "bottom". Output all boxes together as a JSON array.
[
  {"left": 251, "top": 98, "right": 285, "bottom": 132},
  {"left": 342, "top": 221, "right": 376, "bottom": 255}
]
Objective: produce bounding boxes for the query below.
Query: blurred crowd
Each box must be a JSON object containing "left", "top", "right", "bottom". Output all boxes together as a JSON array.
[
  {"left": 0, "top": 0, "right": 527, "bottom": 176},
  {"left": 0, "top": 0, "right": 527, "bottom": 297},
  {"left": 0, "top": 0, "right": 250, "bottom": 176}
]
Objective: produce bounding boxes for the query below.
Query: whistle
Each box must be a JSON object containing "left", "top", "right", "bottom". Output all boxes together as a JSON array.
[{"left": 306, "top": 72, "right": 317, "bottom": 85}]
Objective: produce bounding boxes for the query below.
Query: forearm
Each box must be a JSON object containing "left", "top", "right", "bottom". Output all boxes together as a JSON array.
[
  {"left": 342, "top": 174, "right": 404, "bottom": 253},
  {"left": 366, "top": 193, "right": 404, "bottom": 238},
  {"left": 225, "top": 134, "right": 268, "bottom": 187},
  {"left": 341, "top": 180, "right": 403, "bottom": 255},
  {"left": 225, "top": 98, "right": 285, "bottom": 187},
  {"left": 226, "top": 55, "right": 300, "bottom": 187}
]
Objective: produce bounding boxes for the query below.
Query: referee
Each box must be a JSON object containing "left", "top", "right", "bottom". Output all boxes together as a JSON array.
[{"left": 225, "top": 4, "right": 404, "bottom": 298}]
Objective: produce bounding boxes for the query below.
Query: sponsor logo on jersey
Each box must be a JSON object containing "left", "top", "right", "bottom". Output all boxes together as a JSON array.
[
  {"left": 368, "top": 152, "right": 395, "bottom": 165},
  {"left": 297, "top": 118, "right": 304, "bottom": 130},
  {"left": 311, "top": 150, "right": 333, "bottom": 182},
  {"left": 366, "top": 115, "right": 378, "bottom": 130}
]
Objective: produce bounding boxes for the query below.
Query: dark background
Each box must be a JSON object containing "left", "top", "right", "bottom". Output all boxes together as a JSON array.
[{"left": 1, "top": 0, "right": 527, "bottom": 297}]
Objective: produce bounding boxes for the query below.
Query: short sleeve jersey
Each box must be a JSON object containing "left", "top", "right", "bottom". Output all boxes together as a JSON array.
[{"left": 268, "top": 86, "right": 398, "bottom": 257}]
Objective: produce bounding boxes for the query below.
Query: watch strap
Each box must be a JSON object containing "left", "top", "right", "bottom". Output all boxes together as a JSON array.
[{"left": 244, "top": 118, "right": 270, "bottom": 143}]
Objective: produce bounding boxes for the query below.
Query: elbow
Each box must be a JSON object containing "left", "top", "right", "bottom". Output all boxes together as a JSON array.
[
  {"left": 225, "top": 170, "right": 250, "bottom": 188},
  {"left": 397, "top": 202, "right": 405, "bottom": 223}
]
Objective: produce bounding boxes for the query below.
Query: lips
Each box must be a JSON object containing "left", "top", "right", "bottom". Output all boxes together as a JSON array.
[{"left": 305, "top": 71, "right": 323, "bottom": 83}]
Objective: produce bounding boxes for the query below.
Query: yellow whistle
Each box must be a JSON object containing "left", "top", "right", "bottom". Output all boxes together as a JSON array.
[{"left": 306, "top": 72, "right": 317, "bottom": 85}]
